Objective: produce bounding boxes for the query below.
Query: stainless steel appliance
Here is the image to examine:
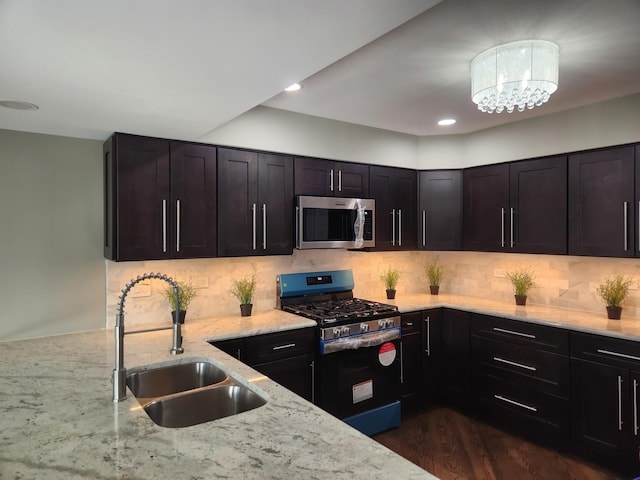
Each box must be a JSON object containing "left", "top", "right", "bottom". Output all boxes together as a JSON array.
[
  {"left": 277, "top": 269, "right": 401, "bottom": 436},
  {"left": 295, "top": 196, "right": 375, "bottom": 249}
]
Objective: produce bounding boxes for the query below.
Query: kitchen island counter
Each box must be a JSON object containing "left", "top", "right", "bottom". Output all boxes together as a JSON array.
[{"left": 0, "top": 308, "right": 437, "bottom": 480}]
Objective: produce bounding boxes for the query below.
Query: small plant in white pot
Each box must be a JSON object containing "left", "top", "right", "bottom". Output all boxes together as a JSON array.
[
  {"left": 163, "top": 281, "right": 198, "bottom": 324},
  {"left": 380, "top": 268, "right": 400, "bottom": 299},
  {"left": 505, "top": 267, "right": 537, "bottom": 306},
  {"left": 425, "top": 258, "right": 443, "bottom": 295},
  {"left": 229, "top": 274, "right": 257, "bottom": 317},
  {"left": 597, "top": 274, "right": 633, "bottom": 320}
]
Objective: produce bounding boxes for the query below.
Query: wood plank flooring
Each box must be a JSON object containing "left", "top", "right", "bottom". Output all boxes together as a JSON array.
[{"left": 372, "top": 406, "right": 623, "bottom": 480}]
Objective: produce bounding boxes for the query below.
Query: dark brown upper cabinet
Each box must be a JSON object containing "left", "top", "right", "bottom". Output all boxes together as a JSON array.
[
  {"left": 217, "top": 148, "right": 293, "bottom": 257},
  {"left": 370, "top": 166, "right": 417, "bottom": 251},
  {"left": 418, "top": 170, "right": 462, "bottom": 250},
  {"left": 294, "top": 156, "right": 369, "bottom": 198},
  {"left": 103, "top": 133, "right": 217, "bottom": 261},
  {"left": 463, "top": 157, "right": 567, "bottom": 254},
  {"left": 569, "top": 145, "right": 635, "bottom": 257}
]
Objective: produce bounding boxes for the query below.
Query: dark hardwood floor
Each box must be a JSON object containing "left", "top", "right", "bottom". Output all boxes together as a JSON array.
[{"left": 372, "top": 406, "right": 623, "bottom": 480}]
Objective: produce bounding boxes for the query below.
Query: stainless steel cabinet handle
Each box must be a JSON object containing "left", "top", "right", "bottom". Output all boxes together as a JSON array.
[
  {"left": 494, "top": 394, "right": 537, "bottom": 412},
  {"left": 272, "top": 343, "right": 296, "bottom": 351},
  {"left": 235, "top": 348, "right": 241, "bottom": 360},
  {"left": 422, "top": 210, "right": 426, "bottom": 247},
  {"left": 493, "top": 356, "right": 537, "bottom": 371},
  {"left": 501, "top": 208, "right": 505, "bottom": 248},
  {"left": 634, "top": 378, "right": 639, "bottom": 436},
  {"left": 338, "top": 170, "right": 342, "bottom": 192},
  {"left": 176, "top": 199, "right": 181, "bottom": 253},
  {"left": 398, "top": 209, "right": 402, "bottom": 246},
  {"left": 400, "top": 341, "right": 404, "bottom": 384},
  {"left": 262, "top": 204, "right": 267, "bottom": 250},
  {"left": 311, "top": 360, "right": 315, "bottom": 404},
  {"left": 624, "top": 201, "right": 629, "bottom": 251},
  {"left": 492, "top": 327, "right": 536, "bottom": 339},
  {"left": 329, "top": 169, "right": 334, "bottom": 192},
  {"left": 162, "top": 199, "right": 167, "bottom": 253},
  {"left": 618, "top": 375, "right": 624, "bottom": 431},
  {"left": 406, "top": 322, "right": 414, "bottom": 326},
  {"left": 638, "top": 201, "right": 639, "bottom": 252},
  {"left": 425, "top": 316, "right": 431, "bottom": 356},
  {"left": 597, "top": 349, "right": 640, "bottom": 362},
  {"left": 251, "top": 203, "right": 257, "bottom": 250},
  {"left": 510, "top": 207, "right": 514, "bottom": 248},
  {"left": 391, "top": 209, "right": 396, "bottom": 246}
]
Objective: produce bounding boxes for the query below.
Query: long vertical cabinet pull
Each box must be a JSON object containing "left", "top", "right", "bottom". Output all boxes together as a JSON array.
[
  {"left": 310, "top": 360, "right": 315, "bottom": 404},
  {"left": 618, "top": 375, "right": 624, "bottom": 431},
  {"left": 398, "top": 209, "right": 402, "bottom": 247},
  {"left": 391, "top": 209, "right": 396, "bottom": 246},
  {"left": 262, "top": 204, "right": 267, "bottom": 250},
  {"left": 162, "top": 199, "right": 167, "bottom": 253},
  {"left": 251, "top": 204, "right": 257, "bottom": 250},
  {"left": 424, "top": 315, "right": 430, "bottom": 356},
  {"left": 638, "top": 201, "right": 640, "bottom": 253},
  {"left": 338, "top": 170, "right": 342, "bottom": 192},
  {"left": 634, "top": 379, "right": 639, "bottom": 436},
  {"left": 176, "top": 199, "right": 181, "bottom": 253},
  {"left": 400, "top": 341, "right": 405, "bottom": 384},
  {"left": 422, "top": 210, "right": 427, "bottom": 247},
  {"left": 500, "top": 208, "right": 505, "bottom": 248},
  {"left": 510, "top": 207, "right": 515, "bottom": 248},
  {"left": 329, "top": 169, "right": 334, "bottom": 192},
  {"left": 624, "top": 202, "right": 629, "bottom": 251}
]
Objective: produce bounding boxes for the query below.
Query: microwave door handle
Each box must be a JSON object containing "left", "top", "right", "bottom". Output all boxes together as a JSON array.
[{"left": 295, "top": 206, "right": 300, "bottom": 248}]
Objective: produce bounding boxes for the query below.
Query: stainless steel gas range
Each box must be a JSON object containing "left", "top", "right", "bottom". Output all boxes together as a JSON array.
[{"left": 277, "top": 269, "right": 401, "bottom": 436}]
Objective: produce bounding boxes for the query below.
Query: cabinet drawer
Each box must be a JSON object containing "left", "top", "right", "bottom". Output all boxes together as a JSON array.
[
  {"left": 471, "top": 335, "right": 569, "bottom": 397},
  {"left": 401, "top": 312, "right": 422, "bottom": 335},
  {"left": 571, "top": 332, "right": 640, "bottom": 369},
  {"left": 245, "top": 328, "right": 316, "bottom": 365},
  {"left": 470, "top": 313, "right": 569, "bottom": 354},
  {"left": 474, "top": 372, "right": 570, "bottom": 446}
]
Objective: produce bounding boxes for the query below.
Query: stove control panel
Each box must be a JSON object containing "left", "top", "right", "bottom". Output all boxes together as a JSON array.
[{"left": 321, "top": 316, "right": 401, "bottom": 341}]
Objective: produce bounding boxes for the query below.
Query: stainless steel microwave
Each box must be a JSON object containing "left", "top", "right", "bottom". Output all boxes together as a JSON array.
[{"left": 296, "top": 196, "right": 375, "bottom": 249}]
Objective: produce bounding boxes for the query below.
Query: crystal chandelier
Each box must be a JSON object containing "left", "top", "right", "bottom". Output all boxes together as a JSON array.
[{"left": 471, "top": 40, "right": 559, "bottom": 114}]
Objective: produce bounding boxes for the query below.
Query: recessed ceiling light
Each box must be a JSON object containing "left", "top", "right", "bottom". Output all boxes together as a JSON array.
[
  {"left": 438, "top": 118, "right": 456, "bottom": 126},
  {"left": 284, "top": 83, "right": 302, "bottom": 92},
  {"left": 0, "top": 100, "right": 39, "bottom": 111}
]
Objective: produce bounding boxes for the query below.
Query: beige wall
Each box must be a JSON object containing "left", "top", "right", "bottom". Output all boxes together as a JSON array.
[{"left": 0, "top": 130, "right": 104, "bottom": 341}]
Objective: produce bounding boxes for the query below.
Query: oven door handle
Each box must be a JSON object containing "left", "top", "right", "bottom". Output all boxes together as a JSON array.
[{"left": 321, "top": 327, "right": 400, "bottom": 354}]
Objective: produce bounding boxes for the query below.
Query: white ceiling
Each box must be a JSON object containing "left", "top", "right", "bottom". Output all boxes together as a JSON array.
[{"left": 2, "top": 0, "right": 640, "bottom": 141}]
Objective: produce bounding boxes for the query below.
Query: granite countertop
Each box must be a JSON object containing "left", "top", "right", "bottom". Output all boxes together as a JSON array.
[{"left": 3, "top": 293, "right": 639, "bottom": 479}]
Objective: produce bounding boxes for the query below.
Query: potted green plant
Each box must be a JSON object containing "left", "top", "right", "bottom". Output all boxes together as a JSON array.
[
  {"left": 425, "top": 258, "right": 443, "bottom": 295},
  {"left": 597, "top": 274, "right": 633, "bottom": 320},
  {"left": 163, "top": 281, "right": 198, "bottom": 324},
  {"left": 505, "top": 267, "right": 537, "bottom": 306},
  {"left": 380, "top": 268, "right": 400, "bottom": 299},
  {"left": 230, "top": 274, "right": 257, "bottom": 316}
]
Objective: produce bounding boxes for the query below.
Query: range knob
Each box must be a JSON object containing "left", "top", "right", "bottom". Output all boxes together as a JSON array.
[
  {"left": 333, "top": 327, "right": 341, "bottom": 338},
  {"left": 385, "top": 319, "right": 395, "bottom": 328},
  {"left": 341, "top": 326, "right": 351, "bottom": 336},
  {"left": 360, "top": 323, "right": 369, "bottom": 333},
  {"left": 378, "top": 319, "right": 386, "bottom": 329}
]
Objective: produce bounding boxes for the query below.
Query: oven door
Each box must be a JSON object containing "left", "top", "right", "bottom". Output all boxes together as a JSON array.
[{"left": 317, "top": 329, "right": 401, "bottom": 419}]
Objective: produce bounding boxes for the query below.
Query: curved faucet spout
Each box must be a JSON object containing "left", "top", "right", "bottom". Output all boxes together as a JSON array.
[{"left": 113, "top": 272, "right": 184, "bottom": 402}]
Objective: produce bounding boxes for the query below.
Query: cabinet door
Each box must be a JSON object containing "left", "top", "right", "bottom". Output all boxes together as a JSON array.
[
  {"left": 634, "top": 145, "right": 640, "bottom": 258},
  {"left": 509, "top": 156, "right": 567, "bottom": 254},
  {"left": 422, "top": 309, "right": 441, "bottom": 400},
  {"left": 113, "top": 134, "right": 171, "bottom": 261},
  {"left": 294, "top": 157, "right": 333, "bottom": 196},
  {"left": 370, "top": 166, "right": 417, "bottom": 250},
  {"left": 439, "top": 309, "right": 470, "bottom": 409},
  {"left": 170, "top": 142, "right": 217, "bottom": 258},
  {"left": 463, "top": 164, "right": 509, "bottom": 251},
  {"left": 217, "top": 148, "right": 258, "bottom": 257},
  {"left": 401, "top": 312, "right": 423, "bottom": 408},
  {"left": 569, "top": 146, "right": 635, "bottom": 257},
  {"left": 630, "top": 370, "right": 640, "bottom": 471},
  {"left": 335, "top": 162, "right": 369, "bottom": 198},
  {"left": 211, "top": 338, "right": 244, "bottom": 361},
  {"left": 571, "top": 358, "right": 629, "bottom": 469},
  {"left": 418, "top": 170, "right": 462, "bottom": 250},
  {"left": 253, "top": 354, "right": 315, "bottom": 402},
  {"left": 257, "top": 153, "right": 293, "bottom": 255}
]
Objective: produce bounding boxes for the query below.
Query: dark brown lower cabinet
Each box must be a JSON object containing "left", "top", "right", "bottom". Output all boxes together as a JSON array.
[
  {"left": 438, "top": 309, "right": 470, "bottom": 409},
  {"left": 400, "top": 312, "right": 423, "bottom": 409},
  {"left": 210, "top": 328, "right": 316, "bottom": 403}
]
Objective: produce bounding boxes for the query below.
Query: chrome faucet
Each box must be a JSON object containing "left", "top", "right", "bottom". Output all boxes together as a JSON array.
[{"left": 112, "top": 272, "right": 184, "bottom": 402}]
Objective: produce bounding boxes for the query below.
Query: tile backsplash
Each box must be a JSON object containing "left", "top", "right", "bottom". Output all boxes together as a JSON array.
[{"left": 106, "top": 250, "right": 640, "bottom": 328}]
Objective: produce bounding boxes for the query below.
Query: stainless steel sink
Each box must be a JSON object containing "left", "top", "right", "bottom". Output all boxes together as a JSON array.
[
  {"left": 126, "top": 360, "right": 229, "bottom": 400},
  {"left": 142, "top": 385, "right": 268, "bottom": 428},
  {"left": 125, "top": 359, "right": 268, "bottom": 428}
]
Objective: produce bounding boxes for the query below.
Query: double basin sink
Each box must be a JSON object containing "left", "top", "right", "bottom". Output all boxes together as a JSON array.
[{"left": 126, "top": 359, "right": 268, "bottom": 428}]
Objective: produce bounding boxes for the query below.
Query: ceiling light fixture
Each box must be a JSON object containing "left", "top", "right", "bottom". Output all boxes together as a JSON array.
[
  {"left": 0, "top": 100, "right": 39, "bottom": 111},
  {"left": 284, "top": 83, "right": 302, "bottom": 92},
  {"left": 438, "top": 118, "right": 456, "bottom": 126},
  {"left": 471, "top": 39, "right": 559, "bottom": 114}
]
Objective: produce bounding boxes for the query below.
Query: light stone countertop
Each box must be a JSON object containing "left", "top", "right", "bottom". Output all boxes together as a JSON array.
[{"left": 3, "top": 293, "right": 640, "bottom": 480}]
